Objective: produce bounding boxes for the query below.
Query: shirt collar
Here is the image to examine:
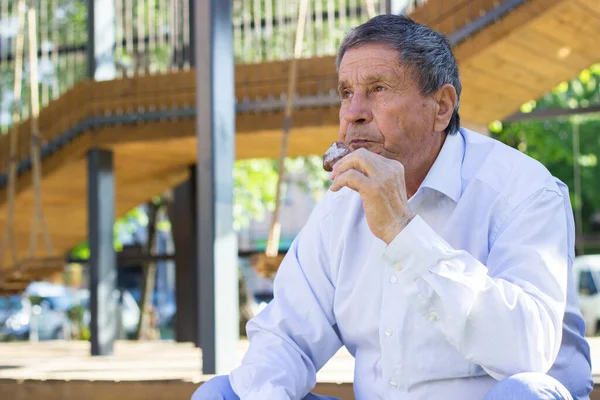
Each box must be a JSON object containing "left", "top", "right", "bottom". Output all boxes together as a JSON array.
[{"left": 418, "top": 128, "right": 465, "bottom": 203}]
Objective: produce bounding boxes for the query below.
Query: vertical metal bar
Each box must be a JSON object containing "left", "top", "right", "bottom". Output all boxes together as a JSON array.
[
  {"left": 67, "top": 5, "right": 75, "bottom": 87},
  {"left": 276, "top": 0, "right": 284, "bottom": 60},
  {"left": 51, "top": 0, "right": 60, "bottom": 97},
  {"left": 87, "top": 148, "right": 117, "bottom": 356},
  {"left": 169, "top": 167, "right": 198, "bottom": 344},
  {"left": 87, "top": 0, "right": 96, "bottom": 78},
  {"left": 158, "top": 0, "right": 166, "bottom": 51},
  {"left": 306, "top": 0, "right": 313, "bottom": 57},
  {"left": 242, "top": 0, "right": 251, "bottom": 62},
  {"left": 327, "top": 0, "right": 335, "bottom": 56},
  {"left": 232, "top": 0, "right": 241, "bottom": 61},
  {"left": 168, "top": 0, "right": 175, "bottom": 70},
  {"left": 195, "top": 0, "right": 239, "bottom": 374},
  {"left": 174, "top": 0, "right": 181, "bottom": 69},
  {"left": 315, "top": 0, "right": 323, "bottom": 56},
  {"left": 125, "top": 0, "right": 134, "bottom": 75},
  {"left": 188, "top": 0, "right": 195, "bottom": 67},
  {"left": 87, "top": 0, "right": 116, "bottom": 80},
  {"left": 573, "top": 120, "right": 584, "bottom": 255},
  {"left": 115, "top": 0, "right": 123, "bottom": 77},
  {"left": 40, "top": 0, "right": 49, "bottom": 105},
  {"left": 264, "top": 0, "right": 273, "bottom": 60},
  {"left": 148, "top": 0, "right": 156, "bottom": 72},
  {"left": 0, "top": 0, "right": 8, "bottom": 136},
  {"left": 253, "top": 0, "right": 261, "bottom": 61},
  {"left": 349, "top": 0, "right": 357, "bottom": 23},
  {"left": 182, "top": 0, "right": 190, "bottom": 69},
  {"left": 136, "top": 0, "right": 145, "bottom": 74}
]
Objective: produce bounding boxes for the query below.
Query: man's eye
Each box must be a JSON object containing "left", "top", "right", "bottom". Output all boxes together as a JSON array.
[
  {"left": 341, "top": 90, "right": 353, "bottom": 99},
  {"left": 374, "top": 85, "right": 386, "bottom": 92}
]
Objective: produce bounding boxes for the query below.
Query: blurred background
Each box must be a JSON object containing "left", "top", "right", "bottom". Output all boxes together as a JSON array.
[{"left": 1, "top": 0, "right": 600, "bottom": 399}]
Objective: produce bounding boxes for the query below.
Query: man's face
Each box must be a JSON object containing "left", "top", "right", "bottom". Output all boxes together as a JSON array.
[{"left": 337, "top": 43, "right": 445, "bottom": 172}]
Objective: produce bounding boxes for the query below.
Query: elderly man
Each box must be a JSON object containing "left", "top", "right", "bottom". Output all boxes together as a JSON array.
[{"left": 193, "top": 14, "right": 593, "bottom": 400}]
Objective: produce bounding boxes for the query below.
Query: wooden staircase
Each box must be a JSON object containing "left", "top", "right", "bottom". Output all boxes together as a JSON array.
[{"left": 1, "top": 0, "right": 599, "bottom": 291}]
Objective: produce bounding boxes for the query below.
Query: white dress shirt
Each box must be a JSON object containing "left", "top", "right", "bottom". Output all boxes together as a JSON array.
[{"left": 229, "top": 128, "right": 574, "bottom": 400}]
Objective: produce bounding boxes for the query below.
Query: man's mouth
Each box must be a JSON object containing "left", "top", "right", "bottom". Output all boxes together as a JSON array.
[{"left": 349, "top": 139, "right": 372, "bottom": 150}]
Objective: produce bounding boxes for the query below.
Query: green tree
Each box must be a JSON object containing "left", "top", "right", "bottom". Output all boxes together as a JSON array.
[{"left": 490, "top": 64, "right": 600, "bottom": 235}]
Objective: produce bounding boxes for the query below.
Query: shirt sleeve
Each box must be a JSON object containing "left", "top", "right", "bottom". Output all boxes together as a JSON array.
[
  {"left": 381, "top": 187, "right": 568, "bottom": 380},
  {"left": 229, "top": 204, "right": 343, "bottom": 400}
]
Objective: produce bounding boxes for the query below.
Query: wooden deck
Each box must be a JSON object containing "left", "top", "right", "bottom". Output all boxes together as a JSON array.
[
  {"left": 1, "top": 0, "right": 600, "bottom": 285},
  {"left": 0, "top": 339, "right": 355, "bottom": 399},
  {"left": 0, "top": 338, "right": 600, "bottom": 399}
]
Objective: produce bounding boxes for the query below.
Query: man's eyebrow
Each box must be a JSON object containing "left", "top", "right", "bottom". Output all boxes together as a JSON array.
[
  {"left": 337, "top": 79, "right": 350, "bottom": 92},
  {"left": 337, "top": 74, "right": 391, "bottom": 91}
]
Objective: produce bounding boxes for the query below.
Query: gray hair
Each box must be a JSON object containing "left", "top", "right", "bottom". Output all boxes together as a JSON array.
[{"left": 336, "top": 14, "right": 461, "bottom": 135}]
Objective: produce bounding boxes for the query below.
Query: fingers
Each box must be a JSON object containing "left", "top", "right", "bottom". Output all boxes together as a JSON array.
[
  {"left": 331, "top": 148, "right": 375, "bottom": 180},
  {"left": 330, "top": 168, "right": 372, "bottom": 193}
]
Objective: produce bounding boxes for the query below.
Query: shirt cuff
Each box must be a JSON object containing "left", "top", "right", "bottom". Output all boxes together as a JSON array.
[{"left": 381, "top": 215, "right": 455, "bottom": 277}]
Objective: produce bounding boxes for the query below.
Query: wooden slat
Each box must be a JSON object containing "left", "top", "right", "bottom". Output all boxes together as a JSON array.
[
  {"left": 423, "top": 0, "right": 499, "bottom": 36},
  {"left": 502, "top": 28, "right": 597, "bottom": 72},
  {"left": 532, "top": 6, "right": 600, "bottom": 59},
  {"left": 453, "top": 0, "right": 565, "bottom": 62}
]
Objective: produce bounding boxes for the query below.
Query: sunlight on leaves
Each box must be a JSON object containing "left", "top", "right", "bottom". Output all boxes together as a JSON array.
[
  {"left": 520, "top": 100, "right": 536, "bottom": 114},
  {"left": 489, "top": 120, "right": 503, "bottom": 133},
  {"left": 579, "top": 154, "right": 598, "bottom": 168}
]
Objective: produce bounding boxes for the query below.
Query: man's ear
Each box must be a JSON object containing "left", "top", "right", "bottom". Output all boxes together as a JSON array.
[{"left": 433, "top": 84, "right": 458, "bottom": 133}]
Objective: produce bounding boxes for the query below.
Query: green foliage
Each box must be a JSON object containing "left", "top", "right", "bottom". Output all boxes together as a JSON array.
[
  {"left": 69, "top": 206, "right": 150, "bottom": 258},
  {"left": 233, "top": 155, "right": 330, "bottom": 231},
  {"left": 490, "top": 64, "right": 600, "bottom": 233}
]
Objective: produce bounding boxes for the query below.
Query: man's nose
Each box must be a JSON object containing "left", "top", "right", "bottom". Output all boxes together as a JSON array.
[{"left": 341, "top": 96, "right": 373, "bottom": 125}]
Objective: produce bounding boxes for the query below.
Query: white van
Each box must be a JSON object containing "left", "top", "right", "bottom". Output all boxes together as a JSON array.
[{"left": 572, "top": 254, "right": 600, "bottom": 336}]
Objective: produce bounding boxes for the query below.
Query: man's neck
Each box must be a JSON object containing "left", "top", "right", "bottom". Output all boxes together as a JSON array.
[{"left": 405, "top": 132, "right": 448, "bottom": 199}]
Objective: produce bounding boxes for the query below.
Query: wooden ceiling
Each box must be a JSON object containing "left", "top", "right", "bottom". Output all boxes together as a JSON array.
[{"left": 1, "top": 0, "right": 599, "bottom": 284}]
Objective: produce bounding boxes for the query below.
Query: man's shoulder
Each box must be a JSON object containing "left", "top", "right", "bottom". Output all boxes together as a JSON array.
[{"left": 461, "top": 128, "right": 563, "bottom": 207}]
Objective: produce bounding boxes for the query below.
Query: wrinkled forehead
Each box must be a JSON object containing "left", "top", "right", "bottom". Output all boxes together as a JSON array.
[{"left": 337, "top": 46, "right": 409, "bottom": 87}]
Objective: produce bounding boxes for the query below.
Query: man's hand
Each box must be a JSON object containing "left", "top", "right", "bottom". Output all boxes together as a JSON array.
[{"left": 330, "top": 148, "right": 415, "bottom": 244}]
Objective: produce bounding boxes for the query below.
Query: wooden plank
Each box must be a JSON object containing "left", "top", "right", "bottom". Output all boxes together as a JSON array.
[
  {"left": 453, "top": 0, "right": 566, "bottom": 63},
  {"left": 236, "top": 106, "right": 339, "bottom": 134},
  {"left": 502, "top": 28, "right": 597, "bottom": 72},
  {"left": 464, "top": 51, "right": 554, "bottom": 94},
  {"left": 409, "top": 0, "right": 471, "bottom": 27},
  {"left": 552, "top": 1, "right": 600, "bottom": 38},
  {"left": 460, "top": 63, "right": 538, "bottom": 100},
  {"left": 532, "top": 9, "right": 600, "bottom": 59},
  {"left": 429, "top": 0, "right": 499, "bottom": 36},
  {"left": 488, "top": 40, "right": 576, "bottom": 79},
  {"left": 576, "top": 0, "right": 600, "bottom": 16}
]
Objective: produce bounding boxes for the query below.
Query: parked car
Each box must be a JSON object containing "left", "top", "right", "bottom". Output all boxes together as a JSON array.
[
  {"left": 2, "top": 283, "right": 72, "bottom": 341},
  {"left": 0, "top": 295, "right": 21, "bottom": 327},
  {"left": 1, "top": 282, "right": 141, "bottom": 341},
  {"left": 573, "top": 254, "right": 600, "bottom": 336},
  {"left": 75, "top": 288, "right": 141, "bottom": 338}
]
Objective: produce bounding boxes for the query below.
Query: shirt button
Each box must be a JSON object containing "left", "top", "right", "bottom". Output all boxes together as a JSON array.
[
  {"left": 389, "top": 379, "right": 398, "bottom": 388},
  {"left": 389, "top": 276, "right": 398, "bottom": 284},
  {"left": 385, "top": 328, "right": 393, "bottom": 337},
  {"left": 394, "top": 263, "right": 402, "bottom": 271},
  {"left": 428, "top": 313, "right": 438, "bottom": 321}
]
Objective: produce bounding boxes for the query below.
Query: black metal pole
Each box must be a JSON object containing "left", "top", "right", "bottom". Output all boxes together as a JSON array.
[
  {"left": 86, "top": 0, "right": 95, "bottom": 78},
  {"left": 188, "top": 0, "right": 195, "bottom": 67},
  {"left": 87, "top": 148, "right": 117, "bottom": 356},
  {"left": 169, "top": 166, "right": 199, "bottom": 344},
  {"left": 195, "top": 0, "right": 239, "bottom": 374}
]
